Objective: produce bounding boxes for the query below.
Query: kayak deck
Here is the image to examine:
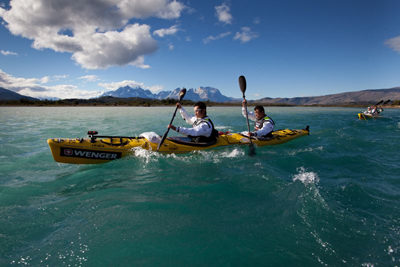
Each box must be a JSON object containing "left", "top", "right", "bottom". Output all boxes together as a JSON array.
[{"left": 47, "top": 126, "right": 309, "bottom": 164}]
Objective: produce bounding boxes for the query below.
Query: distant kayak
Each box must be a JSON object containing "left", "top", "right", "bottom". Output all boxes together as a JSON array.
[
  {"left": 358, "top": 113, "right": 383, "bottom": 120},
  {"left": 47, "top": 126, "right": 310, "bottom": 164}
]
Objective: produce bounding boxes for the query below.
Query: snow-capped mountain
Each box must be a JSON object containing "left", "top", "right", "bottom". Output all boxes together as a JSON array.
[
  {"left": 100, "top": 86, "right": 237, "bottom": 102},
  {"left": 101, "top": 86, "right": 155, "bottom": 99}
]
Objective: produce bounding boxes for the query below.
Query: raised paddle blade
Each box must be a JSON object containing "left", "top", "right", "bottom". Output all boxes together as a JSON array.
[
  {"left": 383, "top": 99, "right": 391, "bottom": 105},
  {"left": 239, "top": 75, "right": 247, "bottom": 94},
  {"left": 179, "top": 88, "right": 187, "bottom": 101},
  {"left": 375, "top": 100, "right": 383, "bottom": 106},
  {"left": 156, "top": 88, "right": 187, "bottom": 152}
]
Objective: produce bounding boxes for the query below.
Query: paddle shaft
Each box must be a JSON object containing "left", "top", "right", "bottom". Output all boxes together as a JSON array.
[
  {"left": 157, "top": 88, "right": 186, "bottom": 152},
  {"left": 243, "top": 94, "right": 254, "bottom": 147},
  {"left": 157, "top": 106, "right": 179, "bottom": 151}
]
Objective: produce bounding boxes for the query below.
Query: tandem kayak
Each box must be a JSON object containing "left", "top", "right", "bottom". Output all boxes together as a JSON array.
[{"left": 47, "top": 126, "right": 310, "bottom": 164}]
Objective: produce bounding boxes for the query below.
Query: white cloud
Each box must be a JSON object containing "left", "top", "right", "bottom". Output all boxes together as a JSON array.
[
  {"left": 234, "top": 27, "right": 259, "bottom": 43},
  {"left": 40, "top": 76, "right": 50, "bottom": 84},
  {"left": 215, "top": 3, "right": 232, "bottom": 25},
  {"left": 203, "top": 32, "right": 231, "bottom": 44},
  {"left": 168, "top": 44, "right": 174, "bottom": 50},
  {"left": 0, "top": 0, "right": 185, "bottom": 69},
  {"left": 53, "top": 75, "right": 69, "bottom": 80},
  {"left": 0, "top": 69, "right": 102, "bottom": 99},
  {"left": 99, "top": 80, "right": 164, "bottom": 93},
  {"left": 118, "top": 0, "right": 185, "bottom": 19},
  {"left": 385, "top": 36, "right": 400, "bottom": 52},
  {"left": 71, "top": 23, "right": 157, "bottom": 70},
  {"left": 253, "top": 17, "right": 260, "bottom": 24},
  {"left": 154, "top": 25, "right": 179, "bottom": 37},
  {"left": 0, "top": 50, "right": 18, "bottom": 56},
  {"left": 79, "top": 75, "right": 99, "bottom": 82}
]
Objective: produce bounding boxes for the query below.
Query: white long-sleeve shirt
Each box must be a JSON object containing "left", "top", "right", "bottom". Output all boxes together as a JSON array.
[
  {"left": 242, "top": 107, "right": 274, "bottom": 137},
  {"left": 176, "top": 107, "right": 212, "bottom": 137}
]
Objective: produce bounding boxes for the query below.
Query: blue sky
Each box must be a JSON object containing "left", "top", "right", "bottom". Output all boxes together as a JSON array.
[{"left": 1, "top": 0, "right": 400, "bottom": 100}]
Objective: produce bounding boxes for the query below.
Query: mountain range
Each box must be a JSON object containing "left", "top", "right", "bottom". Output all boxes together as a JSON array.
[
  {"left": 254, "top": 87, "right": 400, "bottom": 105},
  {"left": 0, "top": 87, "right": 39, "bottom": 101},
  {"left": 1, "top": 86, "right": 400, "bottom": 105},
  {"left": 101, "top": 86, "right": 236, "bottom": 102}
]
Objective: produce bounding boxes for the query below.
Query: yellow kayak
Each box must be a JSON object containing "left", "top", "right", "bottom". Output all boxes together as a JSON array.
[
  {"left": 47, "top": 126, "right": 309, "bottom": 164},
  {"left": 358, "top": 113, "right": 382, "bottom": 120}
]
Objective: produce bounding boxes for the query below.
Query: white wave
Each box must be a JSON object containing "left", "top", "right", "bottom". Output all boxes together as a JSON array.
[
  {"left": 215, "top": 126, "right": 232, "bottom": 130},
  {"left": 287, "top": 146, "right": 323, "bottom": 156},
  {"left": 193, "top": 148, "right": 244, "bottom": 163},
  {"left": 131, "top": 147, "right": 177, "bottom": 164},
  {"left": 219, "top": 148, "right": 245, "bottom": 158},
  {"left": 293, "top": 167, "right": 319, "bottom": 185}
]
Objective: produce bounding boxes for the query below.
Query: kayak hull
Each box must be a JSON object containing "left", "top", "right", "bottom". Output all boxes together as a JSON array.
[
  {"left": 358, "top": 113, "right": 382, "bottom": 120},
  {"left": 47, "top": 127, "right": 309, "bottom": 164}
]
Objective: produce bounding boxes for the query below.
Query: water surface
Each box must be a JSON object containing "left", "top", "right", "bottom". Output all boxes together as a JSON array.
[{"left": 1, "top": 106, "right": 400, "bottom": 266}]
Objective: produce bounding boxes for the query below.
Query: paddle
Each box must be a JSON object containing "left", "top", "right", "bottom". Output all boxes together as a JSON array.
[
  {"left": 157, "top": 88, "right": 187, "bottom": 152},
  {"left": 382, "top": 99, "right": 391, "bottom": 105},
  {"left": 375, "top": 100, "right": 384, "bottom": 106},
  {"left": 239, "top": 75, "right": 256, "bottom": 157}
]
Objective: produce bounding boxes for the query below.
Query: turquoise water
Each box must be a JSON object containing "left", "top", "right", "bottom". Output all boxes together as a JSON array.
[{"left": 1, "top": 106, "right": 400, "bottom": 266}]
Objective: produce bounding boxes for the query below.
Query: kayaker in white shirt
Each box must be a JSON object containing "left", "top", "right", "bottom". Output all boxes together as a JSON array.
[
  {"left": 242, "top": 100, "right": 275, "bottom": 138},
  {"left": 168, "top": 101, "right": 218, "bottom": 142}
]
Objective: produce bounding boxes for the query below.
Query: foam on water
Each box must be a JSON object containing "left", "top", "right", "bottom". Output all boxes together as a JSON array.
[{"left": 292, "top": 167, "right": 319, "bottom": 185}]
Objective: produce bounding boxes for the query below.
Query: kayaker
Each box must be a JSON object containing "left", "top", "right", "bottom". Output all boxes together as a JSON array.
[
  {"left": 167, "top": 101, "right": 219, "bottom": 142},
  {"left": 242, "top": 100, "right": 275, "bottom": 138}
]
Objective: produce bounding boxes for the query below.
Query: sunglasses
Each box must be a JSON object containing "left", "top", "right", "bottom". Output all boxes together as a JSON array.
[{"left": 194, "top": 109, "right": 203, "bottom": 113}]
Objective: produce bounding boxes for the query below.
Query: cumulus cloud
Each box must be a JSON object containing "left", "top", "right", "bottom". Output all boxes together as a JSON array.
[
  {"left": 0, "top": 0, "right": 185, "bottom": 69},
  {"left": 385, "top": 36, "right": 400, "bottom": 52},
  {"left": 99, "top": 80, "right": 164, "bottom": 93},
  {"left": 154, "top": 25, "right": 179, "bottom": 37},
  {"left": 79, "top": 75, "right": 99, "bottom": 82},
  {"left": 234, "top": 27, "right": 259, "bottom": 43},
  {"left": 0, "top": 50, "right": 18, "bottom": 56},
  {"left": 0, "top": 69, "right": 102, "bottom": 99},
  {"left": 203, "top": 32, "right": 231, "bottom": 44},
  {"left": 40, "top": 76, "right": 50, "bottom": 84},
  {"left": 215, "top": 3, "right": 232, "bottom": 25}
]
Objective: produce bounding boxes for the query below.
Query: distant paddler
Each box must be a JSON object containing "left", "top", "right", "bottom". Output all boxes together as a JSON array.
[
  {"left": 167, "top": 101, "right": 219, "bottom": 143},
  {"left": 242, "top": 100, "right": 275, "bottom": 138}
]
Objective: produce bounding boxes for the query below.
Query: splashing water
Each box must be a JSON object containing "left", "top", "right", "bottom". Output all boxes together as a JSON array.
[{"left": 292, "top": 167, "right": 320, "bottom": 185}]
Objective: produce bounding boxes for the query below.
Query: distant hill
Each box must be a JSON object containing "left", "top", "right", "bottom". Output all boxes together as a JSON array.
[
  {"left": 0, "top": 87, "right": 39, "bottom": 101},
  {"left": 254, "top": 87, "right": 400, "bottom": 105},
  {"left": 101, "top": 86, "right": 238, "bottom": 103}
]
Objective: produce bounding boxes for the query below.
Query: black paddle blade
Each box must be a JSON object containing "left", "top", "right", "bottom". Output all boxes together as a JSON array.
[
  {"left": 179, "top": 88, "right": 187, "bottom": 101},
  {"left": 375, "top": 100, "right": 383, "bottom": 106},
  {"left": 383, "top": 99, "right": 391, "bottom": 105},
  {"left": 239, "top": 75, "right": 247, "bottom": 94},
  {"left": 248, "top": 143, "right": 256, "bottom": 157}
]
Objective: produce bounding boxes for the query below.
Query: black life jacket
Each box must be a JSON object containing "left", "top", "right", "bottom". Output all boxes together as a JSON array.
[
  {"left": 189, "top": 117, "right": 219, "bottom": 143},
  {"left": 254, "top": 115, "right": 275, "bottom": 137}
]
